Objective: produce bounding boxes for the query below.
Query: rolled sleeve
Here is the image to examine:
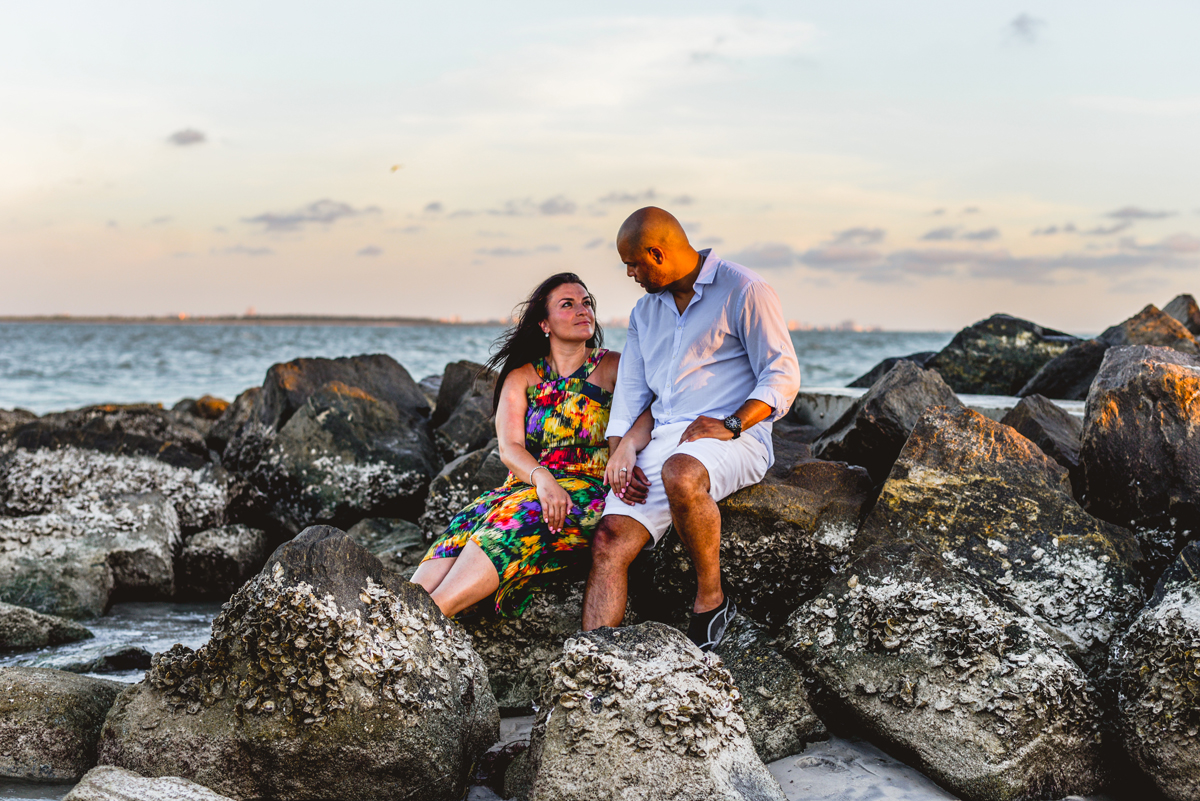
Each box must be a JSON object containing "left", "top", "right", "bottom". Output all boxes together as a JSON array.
[
  {"left": 606, "top": 314, "right": 653, "bottom": 438},
  {"left": 739, "top": 281, "right": 801, "bottom": 422}
]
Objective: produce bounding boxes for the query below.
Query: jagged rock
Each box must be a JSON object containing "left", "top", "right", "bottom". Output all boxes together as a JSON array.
[
  {"left": 345, "top": 517, "right": 426, "bottom": 577},
  {"left": 638, "top": 459, "right": 874, "bottom": 632},
  {"left": 0, "top": 601, "right": 92, "bottom": 650},
  {"left": 858, "top": 406, "right": 1144, "bottom": 674},
  {"left": 0, "top": 493, "right": 181, "bottom": 618},
  {"left": 435, "top": 394, "right": 495, "bottom": 462},
  {"left": 431, "top": 361, "right": 492, "bottom": 430},
  {"left": 812, "top": 360, "right": 963, "bottom": 482},
  {"left": 205, "top": 387, "right": 259, "bottom": 455},
  {"left": 1080, "top": 345, "right": 1200, "bottom": 577},
  {"left": 97, "top": 526, "right": 498, "bottom": 801},
  {"left": 1101, "top": 303, "right": 1200, "bottom": 354},
  {"left": 713, "top": 615, "right": 826, "bottom": 762},
  {"left": 524, "top": 623, "right": 785, "bottom": 801},
  {"left": 1109, "top": 541, "right": 1200, "bottom": 801},
  {"left": 9, "top": 404, "right": 211, "bottom": 469},
  {"left": 1163, "top": 293, "right": 1200, "bottom": 335},
  {"left": 178, "top": 525, "right": 269, "bottom": 600},
  {"left": 0, "top": 667, "right": 123, "bottom": 781},
  {"left": 923, "top": 314, "right": 1078, "bottom": 396},
  {"left": 34, "top": 645, "right": 152, "bottom": 675},
  {"left": 847, "top": 351, "right": 937, "bottom": 389},
  {"left": 419, "top": 442, "right": 507, "bottom": 541},
  {"left": 417, "top": 374, "right": 441, "bottom": 411},
  {"left": 0, "top": 408, "right": 37, "bottom": 437},
  {"left": 65, "top": 765, "right": 237, "bottom": 801},
  {"left": 1000, "top": 394, "right": 1085, "bottom": 498},
  {"left": 171, "top": 396, "right": 231, "bottom": 437},
  {"left": 788, "top": 542, "right": 1104, "bottom": 801}
]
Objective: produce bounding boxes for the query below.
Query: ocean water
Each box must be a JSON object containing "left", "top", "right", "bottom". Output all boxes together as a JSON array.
[{"left": 0, "top": 323, "right": 952, "bottom": 414}]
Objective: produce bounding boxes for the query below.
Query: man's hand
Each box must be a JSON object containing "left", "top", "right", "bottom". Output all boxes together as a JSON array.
[
  {"left": 621, "top": 466, "right": 650, "bottom": 504},
  {"left": 677, "top": 415, "right": 733, "bottom": 444}
]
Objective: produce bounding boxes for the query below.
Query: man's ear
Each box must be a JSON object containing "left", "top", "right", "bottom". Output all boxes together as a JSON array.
[{"left": 648, "top": 246, "right": 665, "bottom": 264}]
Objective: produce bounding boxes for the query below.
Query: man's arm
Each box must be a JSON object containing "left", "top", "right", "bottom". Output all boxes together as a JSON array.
[{"left": 605, "top": 313, "right": 653, "bottom": 439}]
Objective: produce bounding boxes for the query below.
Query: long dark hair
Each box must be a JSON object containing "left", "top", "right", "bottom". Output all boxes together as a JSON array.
[{"left": 485, "top": 272, "right": 603, "bottom": 411}]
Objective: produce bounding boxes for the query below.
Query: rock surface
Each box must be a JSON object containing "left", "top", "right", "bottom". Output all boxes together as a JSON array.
[
  {"left": 171, "top": 396, "right": 230, "bottom": 437},
  {"left": 65, "top": 765, "right": 237, "bottom": 801},
  {"left": 97, "top": 526, "right": 499, "bottom": 801},
  {"left": 418, "top": 442, "right": 507, "bottom": 541},
  {"left": 812, "top": 360, "right": 963, "bottom": 483},
  {"left": 788, "top": 542, "right": 1104, "bottom": 801},
  {"left": 1163, "top": 293, "right": 1200, "bottom": 335},
  {"left": 345, "top": 517, "right": 427, "bottom": 577},
  {"left": 0, "top": 667, "right": 123, "bottom": 781},
  {"left": 858, "top": 406, "right": 1144, "bottom": 673},
  {"left": 923, "top": 314, "right": 1078, "bottom": 396},
  {"left": 205, "top": 387, "right": 259, "bottom": 455},
  {"left": 1109, "top": 541, "right": 1200, "bottom": 801},
  {"left": 431, "top": 361, "right": 493, "bottom": 429},
  {"left": 524, "top": 622, "right": 785, "bottom": 801},
  {"left": 999, "top": 394, "right": 1085, "bottom": 498},
  {"left": 1080, "top": 345, "right": 1200, "bottom": 576},
  {"left": 847, "top": 352, "right": 937, "bottom": 389},
  {"left": 34, "top": 645, "right": 152, "bottom": 675},
  {"left": 0, "top": 409, "right": 37, "bottom": 437},
  {"left": 0, "top": 601, "right": 92, "bottom": 650},
  {"left": 7, "top": 405, "right": 211, "bottom": 469},
  {"left": 178, "top": 525, "right": 269, "bottom": 600}
]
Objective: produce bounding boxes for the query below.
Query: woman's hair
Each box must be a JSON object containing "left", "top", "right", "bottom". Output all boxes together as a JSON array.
[{"left": 484, "top": 272, "right": 603, "bottom": 411}]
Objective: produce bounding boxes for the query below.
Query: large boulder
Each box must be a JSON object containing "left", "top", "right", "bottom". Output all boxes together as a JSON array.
[
  {"left": 177, "top": 525, "right": 269, "bottom": 600},
  {"left": 97, "top": 526, "right": 498, "bottom": 801},
  {"left": 523, "top": 623, "right": 785, "bottom": 801},
  {"left": 788, "top": 542, "right": 1104, "bottom": 801},
  {"left": 812, "top": 360, "right": 963, "bottom": 483},
  {"left": 0, "top": 667, "right": 123, "bottom": 781},
  {"left": 433, "top": 364, "right": 497, "bottom": 462},
  {"left": 1163, "top": 293, "right": 1200, "bottom": 335},
  {"left": 1109, "top": 541, "right": 1200, "bottom": 801},
  {"left": 171, "top": 396, "right": 231, "bottom": 438},
  {"left": 7, "top": 404, "right": 211, "bottom": 469},
  {"left": 205, "top": 387, "right": 259, "bottom": 455},
  {"left": 847, "top": 352, "right": 937, "bottom": 389},
  {"left": 1080, "top": 345, "right": 1200, "bottom": 576},
  {"left": 1000, "top": 394, "right": 1085, "bottom": 498},
  {"left": 1100, "top": 303, "right": 1200, "bottom": 353},
  {"left": 65, "top": 765, "right": 236, "bottom": 801},
  {"left": 0, "top": 408, "right": 37, "bottom": 437},
  {"left": 923, "top": 314, "right": 1078, "bottom": 396},
  {"left": 431, "top": 360, "right": 492, "bottom": 429},
  {"left": 0, "top": 601, "right": 92, "bottom": 650},
  {"left": 0, "top": 493, "right": 181, "bottom": 618},
  {"left": 858, "top": 406, "right": 1144, "bottom": 673},
  {"left": 418, "top": 442, "right": 507, "bottom": 541},
  {"left": 345, "top": 517, "right": 427, "bottom": 577}
]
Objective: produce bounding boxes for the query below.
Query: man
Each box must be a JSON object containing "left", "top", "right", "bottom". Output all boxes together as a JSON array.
[{"left": 583, "top": 206, "right": 801, "bottom": 650}]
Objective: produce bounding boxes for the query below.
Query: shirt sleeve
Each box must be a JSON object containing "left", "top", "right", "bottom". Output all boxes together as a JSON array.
[
  {"left": 738, "top": 281, "right": 802, "bottom": 421},
  {"left": 606, "top": 312, "right": 653, "bottom": 438}
]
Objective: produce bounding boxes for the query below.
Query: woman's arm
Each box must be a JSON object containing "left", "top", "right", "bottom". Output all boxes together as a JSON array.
[
  {"left": 495, "top": 367, "right": 574, "bottom": 534},
  {"left": 604, "top": 405, "right": 654, "bottom": 501}
]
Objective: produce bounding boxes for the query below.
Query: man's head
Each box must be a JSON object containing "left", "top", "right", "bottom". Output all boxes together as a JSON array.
[{"left": 616, "top": 207, "right": 700, "bottom": 293}]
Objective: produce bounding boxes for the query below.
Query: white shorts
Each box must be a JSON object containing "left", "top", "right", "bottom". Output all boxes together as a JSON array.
[{"left": 601, "top": 420, "right": 770, "bottom": 546}]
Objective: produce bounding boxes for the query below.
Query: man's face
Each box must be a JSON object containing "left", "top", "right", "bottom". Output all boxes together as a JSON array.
[{"left": 618, "top": 238, "right": 669, "bottom": 293}]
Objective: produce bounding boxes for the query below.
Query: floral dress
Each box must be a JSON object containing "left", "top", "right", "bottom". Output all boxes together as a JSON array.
[{"left": 421, "top": 348, "right": 612, "bottom": 615}]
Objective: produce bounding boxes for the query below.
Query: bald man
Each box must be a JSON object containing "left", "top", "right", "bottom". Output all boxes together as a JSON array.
[{"left": 584, "top": 207, "right": 801, "bottom": 650}]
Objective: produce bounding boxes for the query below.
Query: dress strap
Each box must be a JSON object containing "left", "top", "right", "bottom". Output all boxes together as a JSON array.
[
  {"left": 533, "top": 356, "right": 551, "bottom": 381},
  {"left": 579, "top": 348, "right": 607, "bottom": 380}
]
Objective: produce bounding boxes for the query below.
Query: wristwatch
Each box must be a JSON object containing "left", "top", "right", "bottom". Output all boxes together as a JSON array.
[{"left": 722, "top": 414, "right": 743, "bottom": 439}]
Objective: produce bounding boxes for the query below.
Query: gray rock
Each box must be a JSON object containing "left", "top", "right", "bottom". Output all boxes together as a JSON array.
[
  {"left": 1109, "top": 541, "right": 1200, "bottom": 801},
  {"left": 0, "top": 493, "right": 181, "bottom": 619},
  {"left": 34, "top": 645, "right": 152, "bottom": 675},
  {"left": 0, "top": 601, "right": 92, "bottom": 650},
  {"left": 65, "top": 765, "right": 236, "bottom": 801},
  {"left": 788, "top": 542, "right": 1104, "bottom": 801},
  {"left": 1080, "top": 345, "right": 1200, "bottom": 577},
  {"left": 432, "top": 361, "right": 493, "bottom": 429},
  {"left": 97, "top": 527, "right": 499, "bottom": 801},
  {"left": 812, "top": 360, "right": 963, "bottom": 483},
  {"left": 178, "top": 525, "right": 269, "bottom": 600},
  {"left": 436, "top": 394, "right": 496, "bottom": 462},
  {"left": 417, "top": 374, "right": 442, "bottom": 411},
  {"left": 170, "top": 396, "right": 230, "bottom": 438},
  {"left": 1163, "top": 293, "right": 1200, "bottom": 335},
  {"left": 847, "top": 352, "right": 937, "bottom": 389},
  {"left": 1099, "top": 303, "right": 1200, "bottom": 353},
  {"left": 345, "top": 517, "right": 426, "bottom": 577},
  {"left": 7, "top": 404, "right": 211, "bottom": 469},
  {"left": 524, "top": 622, "right": 785, "bottom": 801},
  {"left": 205, "top": 387, "right": 259, "bottom": 455},
  {"left": 1000, "top": 393, "right": 1085, "bottom": 498},
  {"left": 923, "top": 314, "right": 1079, "bottom": 396},
  {"left": 0, "top": 667, "right": 123, "bottom": 781},
  {"left": 0, "top": 408, "right": 37, "bottom": 437},
  {"left": 419, "top": 442, "right": 507, "bottom": 541},
  {"left": 713, "top": 615, "right": 826, "bottom": 763}
]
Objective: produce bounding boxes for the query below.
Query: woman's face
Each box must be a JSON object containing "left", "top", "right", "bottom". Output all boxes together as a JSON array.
[{"left": 540, "top": 283, "right": 595, "bottom": 344}]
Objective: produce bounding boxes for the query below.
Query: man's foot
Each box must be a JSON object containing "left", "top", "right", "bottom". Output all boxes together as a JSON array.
[{"left": 687, "top": 594, "right": 736, "bottom": 652}]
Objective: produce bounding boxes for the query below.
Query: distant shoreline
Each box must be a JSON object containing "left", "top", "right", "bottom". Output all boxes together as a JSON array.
[{"left": 0, "top": 315, "right": 504, "bottom": 328}]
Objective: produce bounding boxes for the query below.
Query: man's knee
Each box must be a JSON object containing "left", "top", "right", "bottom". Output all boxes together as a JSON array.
[
  {"left": 662, "top": 454, "right": 709, "bottom": 502},
  {"left": 591, "top": 518, "right": 647, "bottom": 570}
]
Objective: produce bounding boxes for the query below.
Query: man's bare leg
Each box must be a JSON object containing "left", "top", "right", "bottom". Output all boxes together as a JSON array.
[
  {"left": 583, "top": 516, "right": 651, "bottom": 630},
  {"left": 661, "top": 454, "right": 724, "bottom": 614}
]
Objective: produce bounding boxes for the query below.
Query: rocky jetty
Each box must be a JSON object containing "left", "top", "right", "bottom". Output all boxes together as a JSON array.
[
  {"left": 847, "top": 351, "right": 936, "bottom": 388},
  {"left": 178, "top": 524, "right": 269, "bottom": 600},
  {"left": 1163, "top": 293, "right": 1200, "bottom": 335},
  {"left": 923, "top": 313, "right": 1079, "bottom": 396},
  {"left": 205, "top": 388, "right": 259, "bottom": 455},
  {"left": 0, "top": 601, "right": 92, "bottom": 649},
  {"left": 418, "top": 440, "right": 507, "bottom": 540},
  {"left": 65, "top": 765, "right": 237, "bottom": 801},
  {"left": 430, "top": 360, "right": 497, "bottom": 462},
  {"left": 345, "top": 516, "right": 427, "bottom": 576},
  {"left": 1000, "top": 393, "right": 1085, "bottom": 498},
  {"left": 170, "top": 396, "right": 231, "bottom": 439},
  {"left": 97, "top": 527, "right": 498, "bottom": 801}
]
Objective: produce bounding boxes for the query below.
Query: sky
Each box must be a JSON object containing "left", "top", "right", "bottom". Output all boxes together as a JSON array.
[{"left": 3, "top": 1, "right": 1200, "bottom": 332}]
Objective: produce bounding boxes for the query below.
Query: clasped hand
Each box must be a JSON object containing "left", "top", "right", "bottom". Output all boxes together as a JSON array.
[{"left": 677, "top": 415, "right": 733, "bottom": 444}]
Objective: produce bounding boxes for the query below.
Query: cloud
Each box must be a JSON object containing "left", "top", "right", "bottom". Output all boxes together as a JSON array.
[
  {"left": 961, "top": 228, "right": 1000, "bottom": 241},
  {"left": 963, "top": 206, "right": 981, "bottom": 214},
  {"left": 357, "top": 245, "right": 383, "bottom": 256},
  {"left": 799, "top": 246, "right": 881, "bottom": 268},
  {"left": 697, "top": 236, "right": 724, "bottom": 247},
  {"left": 424, "top": 202, "right": 444, "bottom": 213},
  {"left": 672, "top": 195, "right": 696, "bottom": 206},
  {"left": 486, "top": 196, "right": 577, "bottom": 216},
  {"left": 930, "top": 208, "right": 946, "bottom": 216},
  {"left": 243, "top": 199, "right": 380, "bottom": 231},
  {"left": 1083, "top": 221, "right": 1132, "bottom": 236},
  {"left": 167, "top": 128, "right": 206, "bottom": 146},
  {"left": 726, "top": 242, "right": 799, "bottom": 269},
  {"left": 475, "top": 245, "right": 561, "bottom": 257},
  {"left": 921, "top": 226, "right": 959, "bottom": 241},
  {"left": 1008, "top": 13, "right": 1045, "bottom": 44},
  {"left": 1033, "top": 224, "right": 1077, "bottom": 236},
  {"left": 146, "top": 216, "right": 173, "bottom": 226},
  {"left": 599, "top": 189, "right": 657, "bottom": 204},
  {"left": 831, "top": 227, "right": 885, "bottom": 245},
  {"left": 390, "top": 225, "right": 423, "bottom": 234},
  {"left": 539, "top": 195, "right": 577, "bottom": 215},
  {"left": 584, "top": 238, "right": 605, "bottom": 250},
  {"left": 212, "top": 244, "right": 274, "bottom": 257},
  {"left": 1118, "top": 233, "right": 1200, "bottom": 254},
  {"left": 1107, "top": 206, "right": 1175, "bottom": 220},
  {"left": 448, "top": 209, "right": 476, "bottom": 218}
]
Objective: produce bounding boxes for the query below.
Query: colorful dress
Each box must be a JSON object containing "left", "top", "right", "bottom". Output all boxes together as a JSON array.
[{"left": 421, "top": 348, "right": 613, "bottom": 615}]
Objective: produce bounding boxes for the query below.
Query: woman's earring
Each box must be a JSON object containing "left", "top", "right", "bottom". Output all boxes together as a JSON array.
[{"left": 544, "top": 330, "right": 549, "bottom": 338}]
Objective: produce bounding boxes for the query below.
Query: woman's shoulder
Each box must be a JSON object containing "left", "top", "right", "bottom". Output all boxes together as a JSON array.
[{"left": 503, "top": 362, "right": 542, "bottom": 392}]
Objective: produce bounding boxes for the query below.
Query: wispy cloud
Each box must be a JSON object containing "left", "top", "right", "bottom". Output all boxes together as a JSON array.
[
  {"left": 584, "top": 238, "right": 605, "bottom": 250},
  {"left": 726, "top": 242, "right": 799, "bottom": 269},
  {"left": 1032, "top": 224, "right": 1076, "bottom": 236},
  {"left": 146, "top": 216, "right": 173, "bottom": 226},
  {"left": 1107, "top": 206, "right": 1175, "bottom": 220},
  {"left": 167, "top": 128, "right": 206, "bottom": 146},
  {"left": 1083, "top": 221, "right": 1132, "bottom": 236},
  {"left": 424, "top": 201, "right": 444, "bottom": 214},
  {"left": 961, "top": 228, "right": 1000, "bottom": 241},
  {"left": 830, "top": 227, "right": 885, "bottom": 246},
  {"left": 212, "top": 244, "right": 274, "bottom": 257},
  {"left": 486, "top": 196, "right": 577, "bottom": 216},
  {"left": 1008, "top": 13, "right": 1045, "bottom": 44},
  {"left": 921, "top": 226, "right": 959, "bottom": 241},
  {"left": 357, "top": 245, "right": 383, "bottom": 256},
  {"left": 599, "top": 189, "right": 657, "bottom": 204},
  {"left": 475, "top": 245, "right": 561, "bottom": 257},
  {"left": 243, "top": 199, "right": 381, "bottom": 232}
]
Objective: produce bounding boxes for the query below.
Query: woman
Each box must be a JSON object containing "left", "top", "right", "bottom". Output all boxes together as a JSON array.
[{"left": 411, "top": 273, "right": 651, "bottom": 618}]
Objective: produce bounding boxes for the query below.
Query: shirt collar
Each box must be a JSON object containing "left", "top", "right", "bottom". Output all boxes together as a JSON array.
[{"left": 652, "top": 249, "right": 718, "bottom": 312}]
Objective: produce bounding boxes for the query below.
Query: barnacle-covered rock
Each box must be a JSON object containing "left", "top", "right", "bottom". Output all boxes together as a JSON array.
[
  {"left": 65, "top": 765, "right": 236, "bottom": 801},
  {"left": 1109, "top": 541, "right": 1200, "bottom": 801},
  {"left": 178, "top": 525, "right": 269, "bottom": 600},
  {"left": 170, "top": 396, "right": 230, "bottom": 438},
  {"left": 859, "top": 406, "right": 1143, "bottom": 675},
  {"left": 97, "top": 526, "right": 498, "bottom": 801},
  {"left": 923, "top": 313, "right": 1079, "bottom": 396},
  {"left": 524, "top": 622, "right": 784, "bottom": 801},
  {"left": 1080, "top": 344, "right": 1200, "bottom": 578},
  {"left": 0, "top": 493, "right": 181, "bottom": 618},
  {"left": 1000, "top": 393, "right": 1085, "bottom": 498},
  {"left": 0, "top": 667, "right": 123, "bottom": 781},
  {"left": 417, "top": 441, "right": 506, "bottom": 541},
  {"left": 0, "top": 408, "right": 37, "bottom": 438},
  {"left": 0, "top": 601, "right": 92, "bottom": 650},
  {"left": 346, "top": 517, "right": 426, "bottom": 577},
  {"left": 788, "top": 542, "right": 1104, "bottom": 801},
  {"left": 205, "top": 387, "right": 259, "bottom": 455}
]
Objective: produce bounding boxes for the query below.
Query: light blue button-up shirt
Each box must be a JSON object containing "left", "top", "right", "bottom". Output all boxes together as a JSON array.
[{"left": 606, "top": 250, "right": 801, "bottom": 464}]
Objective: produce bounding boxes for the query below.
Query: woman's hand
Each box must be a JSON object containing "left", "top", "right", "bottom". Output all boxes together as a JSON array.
[
  {"left": 533, "top": 469, "right": 573, "bottom": 534},
  {"left": 605, "top": 442, "right": 650, "bottom": 505}
]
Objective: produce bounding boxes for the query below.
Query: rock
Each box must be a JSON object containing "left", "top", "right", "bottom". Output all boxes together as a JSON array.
[
  {"left": 0, "top": 493, "right": 181, "bottom": 618},
  {"left": 638, "top": 459, "right": 874, "bottom": 632},
  {"left": 1000, "top": 394, "right": 1085, "bottom": 497},
  {"left": 0, "top": 601, "right": 92, "bottom": 650},
  {"left": 205, "top": 387, "right": 259, "bottom": 455},
  {"left": 65, "top": 765, "right": 237, "bottom": 801},
  {"left": 1080, "top": 345, "right": 1200, "bottom": 576},
  {"left": 812, "top": 360, "right": 963, "bottom": 483},
  {"left": 97, "top": 526, "right": 499, "bottom": 801},
  {"left": 435, "top": 394, "right": 495, "bottom": 462},
  {"left": 9, "top": 404, "right": 211, "bottom": 469},
  {"left": 1163, "top": 293, "right": 1200, "bottom": 335},
  {"left": 178, "top": 525, "right": 269, "bottom": 600},
  {"left": 858, "top": 406, "right": 1144, "bottom": 674},
  {"left": 847, "top": 352, "right": 937, "bottom": 389},
  {"left": 34, "top": 645, "right": 152, "bottom": 675},
  {"left": 417, "top": 374, "right": 442, "bottom": 411},
  {"left": 345, "top": 517, "right": 426, "bottom": 577},
  {"left": 419, "top": 442, "right": 507, "bottom": 541},
  {"left": 1109, "top": 541, "right": 1200, "bottom": 801},
  {"left": 788, "top": 541, "right": 1104, "bottom": 801},
  {"left": 923, "top": 314, "right": 1079, "bottom": 396},
  {"left": 431, "top": 361, "right": 493, "bottom": 429},
  {"left": 713, "top": 615, "right": 826, "bottom": 762},
  {"left": 171, "top": 396, "right": 231, "bottom": 437},
  {"left": 0, "top": 408, "right": 37, "bottom": 437},
  {"left": 524, "top": 622, "right": 785, "bottom": 801},
  {"left": 1100, "top": 303, "right": 1200, "bottom": 354},
  {"left": 0, "top": 667, "right": 123, "bottom": 781}
]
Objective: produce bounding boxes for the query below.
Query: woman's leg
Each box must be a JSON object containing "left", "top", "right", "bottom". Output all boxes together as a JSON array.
[
  {"left": 429, "top": 541, "right": 501, "bottom": 617},
  {"left": 410, "top": 556, "right": 457, "bottom": 594}
]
